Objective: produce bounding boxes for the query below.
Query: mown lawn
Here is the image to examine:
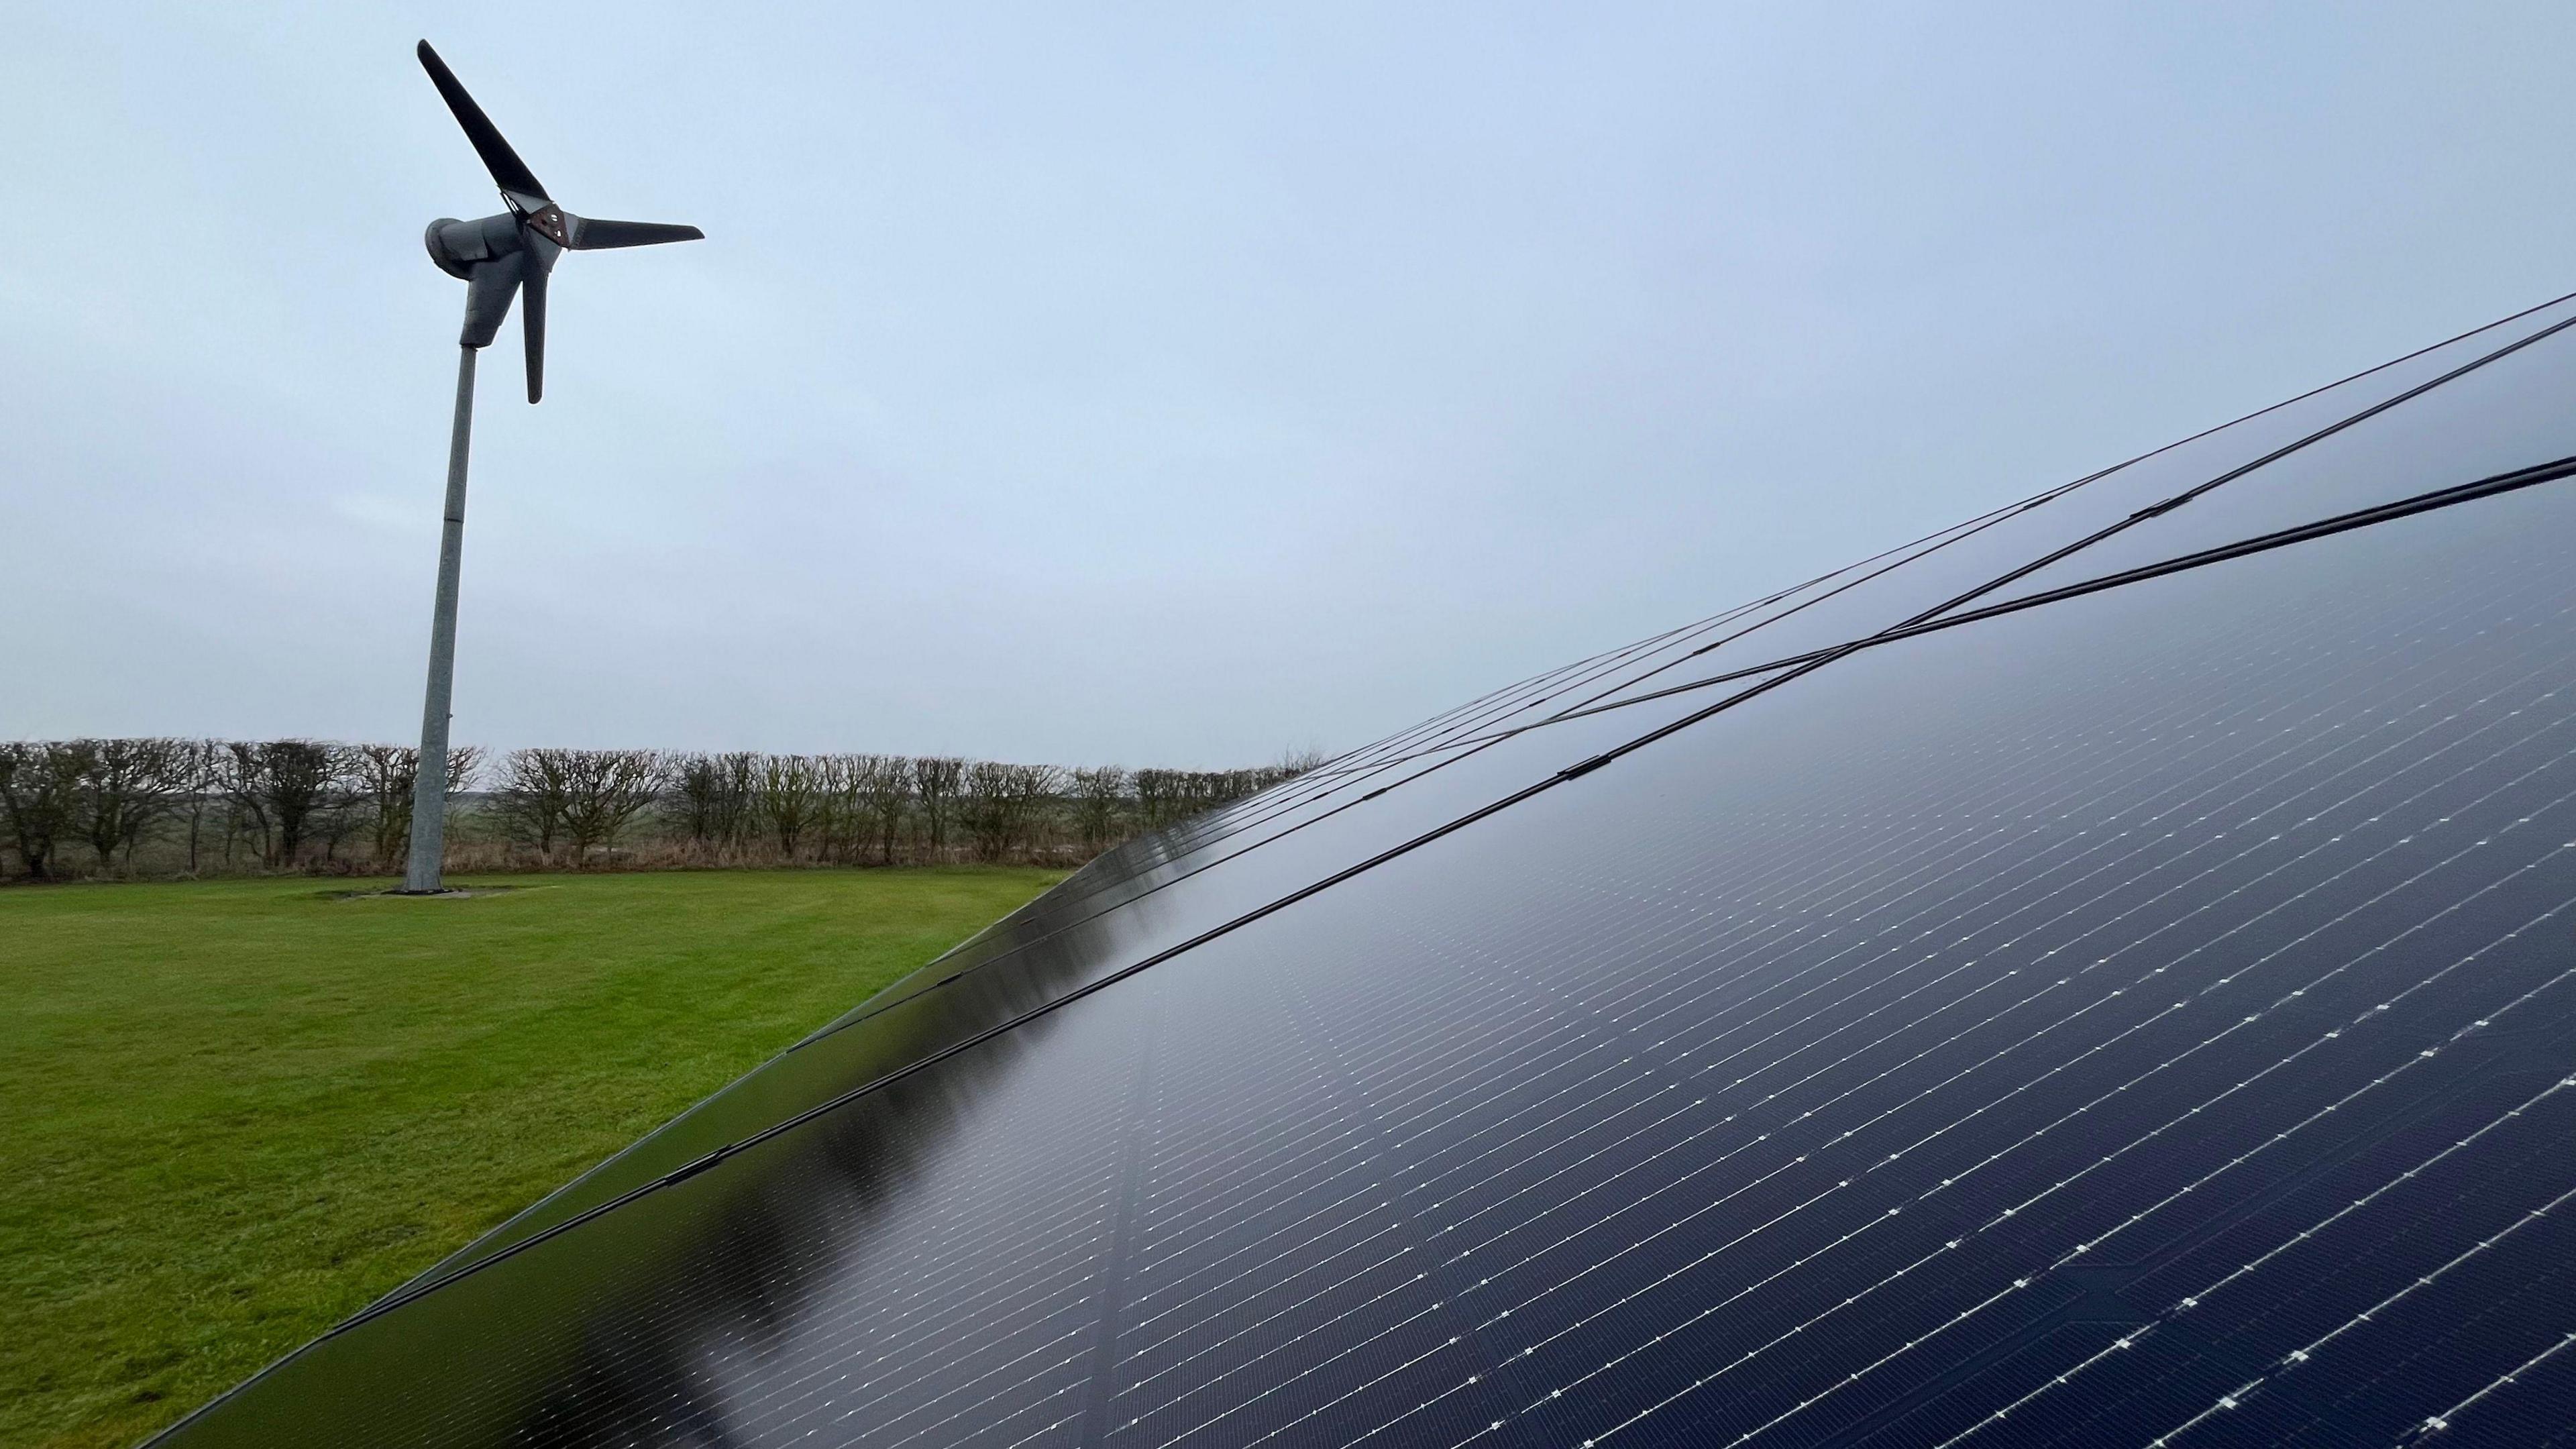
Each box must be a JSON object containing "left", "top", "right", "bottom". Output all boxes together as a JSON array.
[{"left": 0, "top": 867, "right": 1063, "bottom": 1449}]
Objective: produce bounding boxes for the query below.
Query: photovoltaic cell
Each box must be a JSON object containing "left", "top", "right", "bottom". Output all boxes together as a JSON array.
[{"left": 154, "top": 313, "right": 2576, "bottom": 1448}]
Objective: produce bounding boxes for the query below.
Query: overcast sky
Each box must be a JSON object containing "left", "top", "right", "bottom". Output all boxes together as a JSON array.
[{"left": 7, "top": 4, "right": 2575, "bottom": 766}]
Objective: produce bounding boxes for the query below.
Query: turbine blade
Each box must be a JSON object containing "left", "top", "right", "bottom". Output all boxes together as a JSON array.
[
  {"left": 417, "top": 40, "right": 549, "bottom": 203},
  {"left": 522, "top": 268, "right": 547, "bottom": 404},
  {"left": 565, "top": 216, "right": 706, "bottom": 250}
]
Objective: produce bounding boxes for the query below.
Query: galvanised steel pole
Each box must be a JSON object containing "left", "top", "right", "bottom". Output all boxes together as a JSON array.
[{"left": 402, "top": 343, "right": 478, "bottom": 893}]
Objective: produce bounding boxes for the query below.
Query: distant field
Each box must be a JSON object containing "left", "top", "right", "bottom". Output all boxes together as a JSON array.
[{"left": 0, "top": 867, "right": 1064, "bottom": 1449}]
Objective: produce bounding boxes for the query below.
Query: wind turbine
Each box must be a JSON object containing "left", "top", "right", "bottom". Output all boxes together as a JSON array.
[{"left": 401, "top": 40, "right": 702, "bottom": 894}]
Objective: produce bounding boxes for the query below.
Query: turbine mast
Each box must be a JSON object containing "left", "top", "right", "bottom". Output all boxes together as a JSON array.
[
  {"left": 399, "top": 41, "right": 700, "bottom": 892},
  {"left": 402, "top": 345, "right": 478, "bottom": 892}
]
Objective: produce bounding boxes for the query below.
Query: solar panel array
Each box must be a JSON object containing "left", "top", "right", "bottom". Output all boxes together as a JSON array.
[{"left": 154, "top": 301, "right": 2576, "bottom": 1448}]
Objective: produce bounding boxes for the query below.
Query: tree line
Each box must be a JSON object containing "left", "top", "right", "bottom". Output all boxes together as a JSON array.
[{"left": 0, "top": 739, "right": 1323, "bottom": 882}]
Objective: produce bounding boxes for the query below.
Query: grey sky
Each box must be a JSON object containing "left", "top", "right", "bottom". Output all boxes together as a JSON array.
[{"left": 7, "top": 4, "right": 2574, "bottom": 767}]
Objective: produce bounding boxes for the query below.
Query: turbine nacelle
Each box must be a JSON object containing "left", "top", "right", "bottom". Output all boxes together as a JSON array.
[
  {"left": 416, "top": 40, "right": 701, "bottom": 402},
  {"left": 422, "top": 213, "right": 531, "bottom": 282}
]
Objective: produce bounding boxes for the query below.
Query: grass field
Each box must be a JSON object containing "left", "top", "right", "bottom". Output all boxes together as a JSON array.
[{"left": 0, "top": 867, "right": 1064, "bottom": 1449}]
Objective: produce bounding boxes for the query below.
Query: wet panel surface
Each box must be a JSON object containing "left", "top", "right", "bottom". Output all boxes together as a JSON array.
[{"left": 158, "top": 466, "right": 2576, "bottom": 1446}]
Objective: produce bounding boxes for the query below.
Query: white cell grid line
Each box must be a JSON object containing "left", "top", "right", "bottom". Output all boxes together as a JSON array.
[
  {"left": 1118, "top": 1252, "right": 1419, "bottom": 1377},
  {"left": 694, "top": 1040, "right": 1143, "bottom": 1399},
  {"left": 835, "top": 1322, "right": 1096, "bottom": 1440},
  {"left": 1627, "top": 575, "right": 2452, "bottom": 912},
  {"left": 1450, "top": 824, "right": 2576, "bottom": 1444},
  {"left": 1350, "top": 988, "right": 1574, "bottom": 1104},
  {"left": 1352, "top": 969, "right": 1587, "bottom": 1103},
  {"left": 1128, "top": 1181, "right": 1384, "bottom": 1298},
  {"left": 1328, "top": 1364, "right": 1491, "bottom": 1449},
  {"left": 1838, "top": 752, "right": 2576, "bottom": 1200},
  {"left": 1421, "top": 1096, "right": 1707, "bottom": 1246},
  {"left": 1597, "top": 659, "right": 2544, "bottom": 1031},
  {"left": 1565, "top": 591, "right": 2574, "bottom": 1024},
  {"left": 1891, "top": 798, "right": 2576, "bottom": 1208},
  {"left": 1161, "top": 1333, "right": 1470, "bottom": 1449},
  {"left": 1134, "top": 1118, "right": 1368, "bottom": 1240},
  {"left": 1002, "top": 1407, "right": 1087, "bottom": 1449},
  {"left": 1375, "top": 1024, "right": 1618, "bottom": 1145},
  {"left": 1606, "top": 798, "right": 2290, "bottom": 1071},
  {"left": 1130, "top": 1107, "right": 1358, "bottom": 1221},
  {"left": 1381, "top": 732, "right": 2544, "bottom": 1320},
  {"left": 1135, "top": 1062, "right": 1343, "bottom": 1163},
  {"left": 1690, "top": 959, "right": 2021, "bottom": 1104},
  {"left": 1409, "top": 1075, "right": 1680, "bottom": 1203},
  {"left": 1124, "top": 1198, "right": 1410, "bottom": 1368},
  {"left": 1471, "top": 1161, "right": 1847, "bottom": 1329},
  {"left": 859, "top": 1180, "right": 1119, "bottom": 1311},
  {"left": 1929, "top": 1069, "right": 2576, "bottom": 1449},
  {"left": 1307, "top": 986, "right": 1680, "bottom": 1216},
  {"left": 1121, "top": 1212, "right": 1412, "bottom": 1351},
  {"left": 1636, "top": 674, "right": 2576, "bottom": 1105},
  {"left": 1132, "top": 1154, "right": 1385, "bottom": 1277},
  {"left": 843, "top": 1199, "right": 1114, "bottom": 1360},
  {"left": 1119, "top": 1265, "right": 1435, "bottom": 1403},
  {"left": 1116, "top": 1294, "right": 1451, "bottom": 1434},
  {"left": 1110, "top": 982, "right": 1473, "bottom": 1448},
  {"left": 1579, "top": 616, "right": 2316, "bottom": 938},
  {"left": 1390, "top": 1041, "right": 1650, "bottom": 1162},
  {"left": 1337, "top": 1001, "right": 1639, "bottom": 1173},
  {"left": 2402, "top": 1329, "right": 2576, "bottom": 1441},
  {"left": 1129, "top": 1207, "right": 1409, "bottom": 1336},
  {"left": 1986, "top": 932, "right": 2576, "bottom": 1253},
  {"left": 865, "top": 1356, "right": 1091, "bottom": 1449},
  {"left": 1532, "top": 765, "right": 2220, "bottom": 1057},
  {"left": 1130, "top": 1061, "right": 1341, "bottom": 1160},
  {"left": 1133, "top": 1084, "right": 1355, "bottom": 1195},
  {"left": 2141, "top": 1180, "right": 2576, "bottom": 1446},
  {"left": 715, "top": 1198, "right": 1119, "bottom": 1423},
  {"left": 1124, "top": 1118, "right": 1391, "bottom": 1303},
  {"left": 555, "top": 1145, "right": 1126, "bottom": 1435},
  {"left": 1478, "top": 1191, "right": 1937, "bottom": 1440},
  {"left": 814, "top": 1256, "right": 1106, "bottom": 1414},
  {"left": 1670, "top": 1073, "right": 2576, "bottom": 1449},
  {"left": 1435, "top": 1087, "right": 1807, "bottom": 1285}
]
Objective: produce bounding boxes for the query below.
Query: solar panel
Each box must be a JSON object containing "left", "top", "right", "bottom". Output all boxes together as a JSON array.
[{"left": 154, "top": 310, "right": 2576, "bottom": 1448}]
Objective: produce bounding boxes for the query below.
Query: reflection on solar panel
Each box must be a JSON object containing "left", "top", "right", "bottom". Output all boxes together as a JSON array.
[{"left": 155, "top": 299, "right": 2576, "bottom": 1448}]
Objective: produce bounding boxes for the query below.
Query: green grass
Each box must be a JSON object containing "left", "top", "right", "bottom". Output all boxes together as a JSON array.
[{"left": 0, "top": 867, "right": 1063, "bottom": 1449}]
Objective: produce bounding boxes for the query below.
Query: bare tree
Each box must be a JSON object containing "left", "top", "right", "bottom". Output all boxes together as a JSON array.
[
  {"left": 219, "top": 740, "right": 339, "bottom": 868},
  {"left": 561, "top": 749, "right": 667, "bottom": 864},
  {"left": 962, "top": 760, "right": 1066, "bottom": 861},
  {"left": 667, "top": 753, "right": 730, "bottom": 849},
  {"left": 912, "top": 756, "right": 963, "bottom": 861},
  {"left": 1278, "top": 744, "right": 1331, "bottom": 777},
  {"left": 760, "top": 754, "right": 823, "bottom": 859},
  {"left": 1070, "top": 765, "right": 1130, "bottom": 854},
  {"left": 821, "top": 755, "right": 892, "bottom": 864},
  {"left": 858, "top": 755, "right": 912, "bottom": 865},
  {"left": 352, "top": 744, "right": 415, "bottom": 867},
  {"left": 178, "top": 739, "right": 222, "bottom": 876},
  {"left": 1133, "top": 767, "right": 1181, "bottom": 830},
  {"left": 494, "top": 749, "right": 577, "bottom": 860},
  {"left": 354, "top": 743, "right": 483, "bottom": 870},
  {"left": 0, "top": 740, "right": 92, "bottom": 879},
  {"left": 74, "top": 739, "right": 189, "bottom": 873}
]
